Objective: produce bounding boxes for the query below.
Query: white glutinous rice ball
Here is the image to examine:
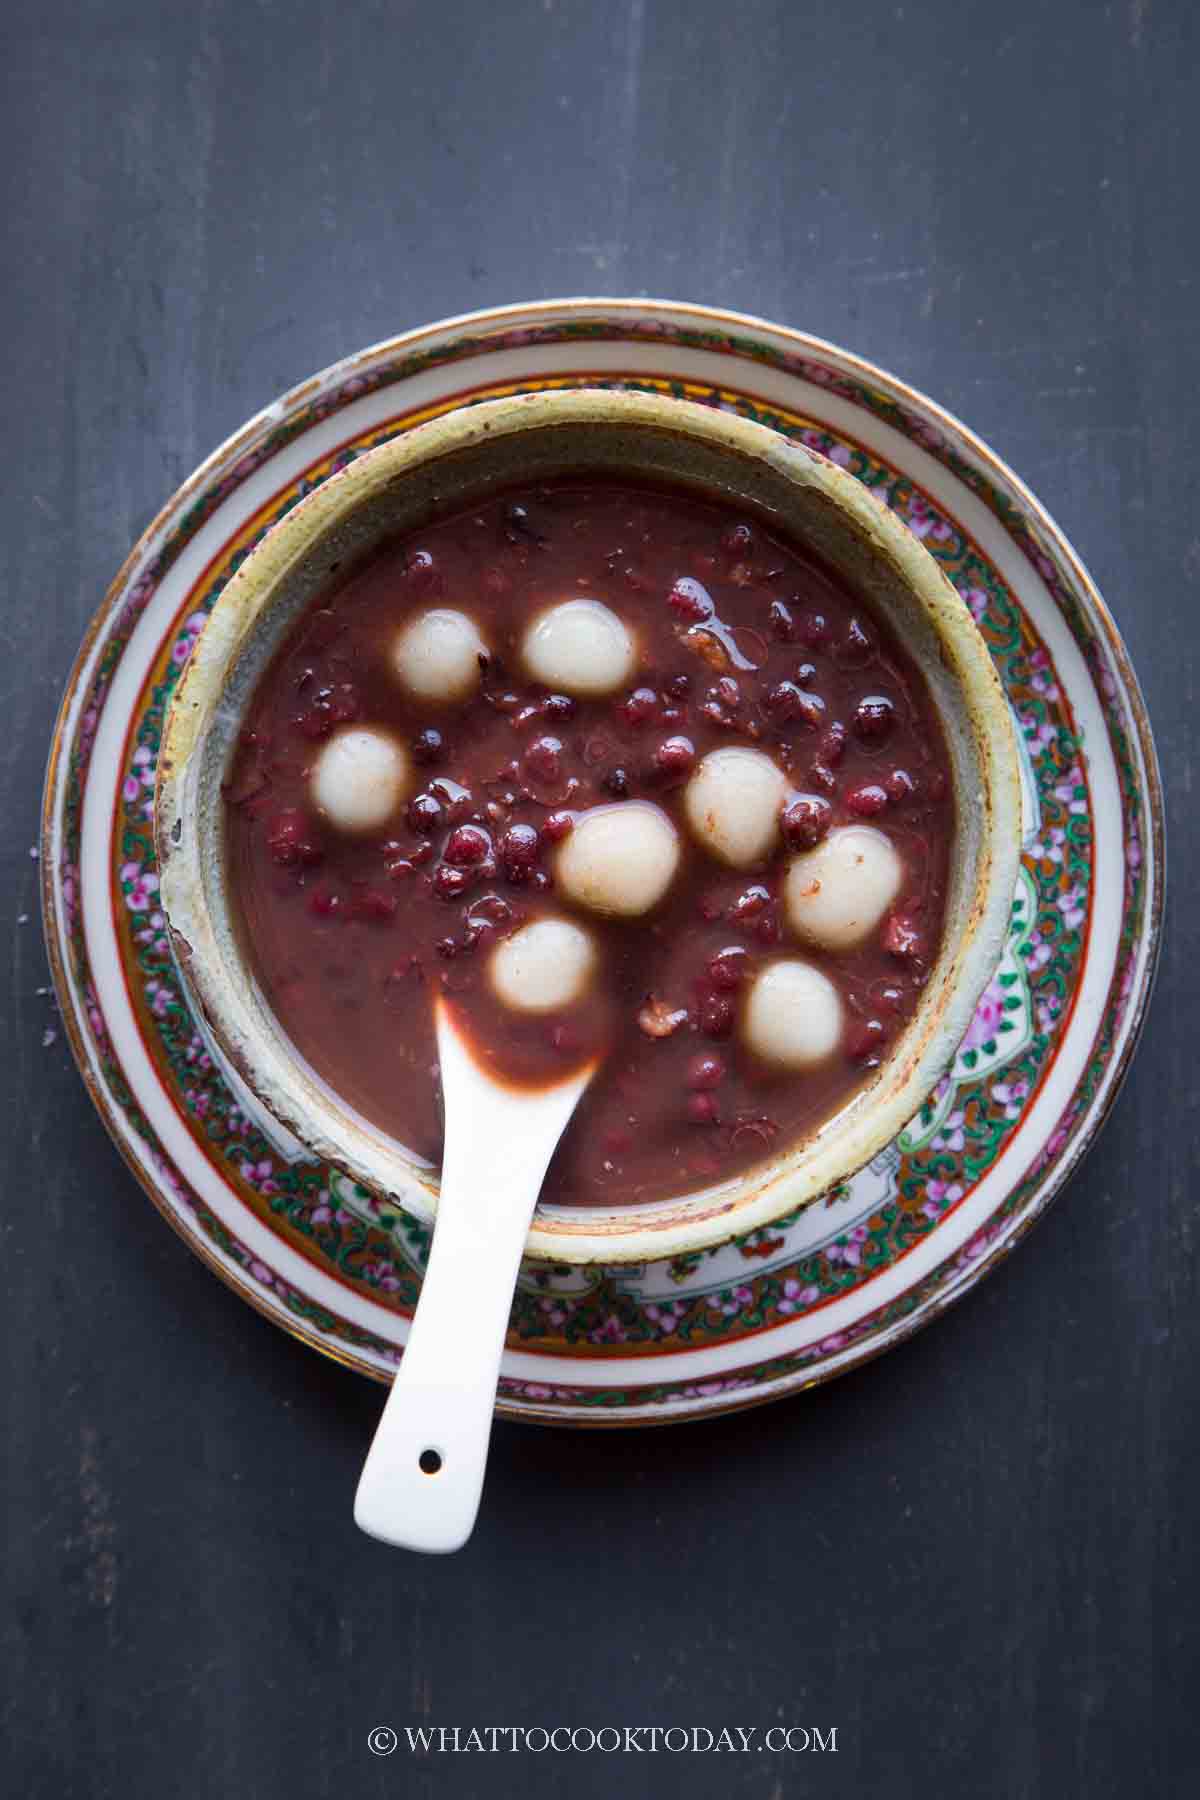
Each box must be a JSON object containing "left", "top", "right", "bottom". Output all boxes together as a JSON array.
[
  {"left": 310, "top": 727, "right": 409, "bottom": 834},
  {"left": 783, "top": 825, "right": 903, "bottom": 951},
  {"left": 683, "top": 746, "right": 787, "bottom": 868},
  {"left": 521, "top": 598, "right": 636, "bottom": 696},
  {"left": 489, "top": 917, "right": 596, "bottom": 1015},
  {"left": 391, "top": 608, "right": 487, "bottom": 702},
  {"left": 742, "top": 959, "right": 844, "bottom": 1069},
  {"left": 555, "top": 801, "right": 680, "bottom": 918}
]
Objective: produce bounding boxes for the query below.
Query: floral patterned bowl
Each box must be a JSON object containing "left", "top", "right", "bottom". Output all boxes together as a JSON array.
[{"left": 154, "top": 385, "right": 1022, "bottom": 1266}]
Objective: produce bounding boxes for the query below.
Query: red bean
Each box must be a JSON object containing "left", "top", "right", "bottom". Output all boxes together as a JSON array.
[
  {"left": 699, "top": 992, "right": 735, "bottom": 1038},
  {"left": 412, "top": 728, "right": 444, "bottom": 765},
  {"left": 266, "top": 809, "right": 324, "bottom": 868},
  {"left": 854, "top": 695, "right": 896, "bottom": 743},
  {"left": 840, "top": 618, "right": 872, "bottom": 664},
  {"left": 499, "top": 823, "right": 541, "bottom": 882},
  {"left": 729, "top": 885, "right": 770, "bottom": 923},
  {"left": 523, "top": 735, "right": 563, "bottom": 785},
  {"left": 687, "top": 1053, "right": 727, "bottom": 1090},
  {"left": 819, "top": 721, "right": 847, "bottom": 766},
  {"left": 433, "top": 864, "right": 472, "bottom": 901},
  {"left": 707, "top": 946, "right": 751, "bottom": 990},
  {"left": 768, "top": 599, "right": 796, "bottom": 642},
  {"left": 849, "top": 1019, "right": 887, "bottom": 1062},
  {"left": 780, "top": 794, "right": 833, "bottom": 850},
  {"left": 353, "top": 887, "right": 398, "bottom": 923},
  {"left": 668, "top": 577, "right": 715, "bottom": 622},
  {"left": 443, "top": 825, "right": 491, "bottom": 867},
  {"left": 653, "top": 737, "right": 696, "bottom": 787},
  {"left": 620, "top": 686, "right": 659, "bottom": 728},
  {"left": 407, "top": 792, "right": 443, "bottom": 834},
  {"left": 764, "top": 682, "right": 825, "bottom": 729},
  {"left": 845, "top": 783, "right": 889, "bottom": 818}
]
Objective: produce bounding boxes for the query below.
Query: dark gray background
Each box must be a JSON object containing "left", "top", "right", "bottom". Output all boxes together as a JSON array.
[{"left": 3, "top": 1, "right": 1194, "bottom": 1795}]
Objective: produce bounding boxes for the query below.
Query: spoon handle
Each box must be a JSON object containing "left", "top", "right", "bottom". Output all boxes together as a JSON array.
[{"left": 354, "top": 1011, "right": 592, "bottom": 1553}]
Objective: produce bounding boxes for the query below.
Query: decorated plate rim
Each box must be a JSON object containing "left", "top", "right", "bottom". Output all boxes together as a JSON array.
[{"left": 41, "top": 298, "right": 1165, "bottom": 1426}]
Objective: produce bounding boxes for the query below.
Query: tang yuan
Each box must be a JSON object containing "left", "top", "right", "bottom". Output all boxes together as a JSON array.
[
  {"left": 225, "top": 478, "right": 954, "bottom": 1208},
  {"left": 783, "top": 825, "right": 904, "bottom": 952},
  {"left": 310, "top": 728, "right": 409, "bottom": 834},
  {"left": 489, "top": 917, "right": 596, "bottom": 1015},
  {"left": 521, "top": 597, "right": 636, "bottom": 696},
  {"left": 391, "top": 608, "right": 487, "bottom": 703},
  {"left": 555, "top": 802, "right": 679, "bottom": 918},
  {"left": 742, "top": 960, "right": 843, "bottom": 1069},
  {"left": 684, "top": 746, "right": 787, "bottom": 868}
]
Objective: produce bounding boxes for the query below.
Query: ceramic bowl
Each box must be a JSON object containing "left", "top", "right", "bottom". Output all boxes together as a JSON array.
[{"left": 155, "top": 386, "right": 1021, "bottom": 1264}]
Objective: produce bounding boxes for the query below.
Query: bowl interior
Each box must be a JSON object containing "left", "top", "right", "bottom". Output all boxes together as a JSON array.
[{"left": 157, "top": 389, "right": 1019, "bottom": 1264}]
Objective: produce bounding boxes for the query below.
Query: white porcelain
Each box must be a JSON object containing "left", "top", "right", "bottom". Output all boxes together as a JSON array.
[{"left": 353, "top": 1000, "right": 594, "bottom": 1552}]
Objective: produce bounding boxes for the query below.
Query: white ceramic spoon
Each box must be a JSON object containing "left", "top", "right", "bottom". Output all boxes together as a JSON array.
[{"left": 353, "top": 994, "right": 596, "bottom": 1553}]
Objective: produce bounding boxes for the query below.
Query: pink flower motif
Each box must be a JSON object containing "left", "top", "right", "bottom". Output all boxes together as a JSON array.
[
  {"left": 961, "top": 585, "right": 989, "bottom": 621},
  {"left": 777, "top": 1278, "right": 819, "bottom": 1315},
  {"left": 645, "top": 1299, "right": 686, "bottom": 1330},
  {"left": 826, "top": 1222, "right": 869, "bottom": 1267},
  {"left": 961, "top": 977, "right": 1005, "bottom": 1051},
  {"left": 538, "top": 1295, "right": 572, "bottom": 1328},
  {"left": 249, "top": 1260, "right": 275, "bottom": 1287},
  {"left": 310, "top": 1189, "right": 333, "bottom": 1224},
  {"left": 1057, "top": 884, "right": 1087, "bottom": 932},
  {"left": 902, "top": 489, "right": 955, "bottom": 542},
  {"left": 717, "top": 1282, "right": 755, "bottom": 1316},
  {"left": 591, "top": 1313, "right": 628, "bottom": 1345},
  {"left": 362, "top": 1258, "right": 401, "bottom": 1292},
  {"left": 515, "top": 1383, "right": 555, "bottom": 1401},
  {"left": 135, "top": 907, "right": 168, "bottom": 953},
  {"left": 931, "top": 1108, "right": 965, "bottom": 1153},
  {"left": 1029, "top": 649, "right": 1060, "bottom": 701},
  {"left": 827, "top": 444, "right": 853, "bottom": 468},
  {"left": 184, "top": 1086, "right": 210, "bottom": 1118},
  {"left": 1029, "top": 825, "right": 1067, "bottom": 865},
  {"left": 992, "top": 1076, "right": 1030, "bottom": 1120},
  {"left": 144, "top": 979, "right": 170, "bottom": 1019},
  {"left": 244, "top": 1157, "right": 277, "bottom": 1196},
  {"left": 1025, "top": 939, "right": 1052, "bottom": 973},
  {"left": 1036, "top": 994, "right": 1062, "bottom": 1036},
  {"left": 1053, "top": 763, "right": 1088, "bottom": 815},
  {"left": 958, "top": 1232, "right": 990, "bottom": 1268},
  {"left": 922, "top": 1178, "right": 964, "bottom": 1220},
  {"left": 86, "top": 999, "right": 107, "bottom": 1046},
  {"left": 123, "top": 868, "right": 159, "bottom": 912}
]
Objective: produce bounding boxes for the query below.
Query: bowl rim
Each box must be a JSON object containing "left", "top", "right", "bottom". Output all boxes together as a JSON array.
[{"left": 155, "top": 385, "right": 1023, "bottom": 1265}]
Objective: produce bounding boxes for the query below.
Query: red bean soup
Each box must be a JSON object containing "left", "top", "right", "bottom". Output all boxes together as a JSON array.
[{"left": 224, "top": 478, "right": 956, "bottom": 1208}]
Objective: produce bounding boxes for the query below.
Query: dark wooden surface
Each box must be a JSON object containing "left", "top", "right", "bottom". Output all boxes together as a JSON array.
[{"left": 3, "top": 2, "right": 1195, "bottom": 1795}]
